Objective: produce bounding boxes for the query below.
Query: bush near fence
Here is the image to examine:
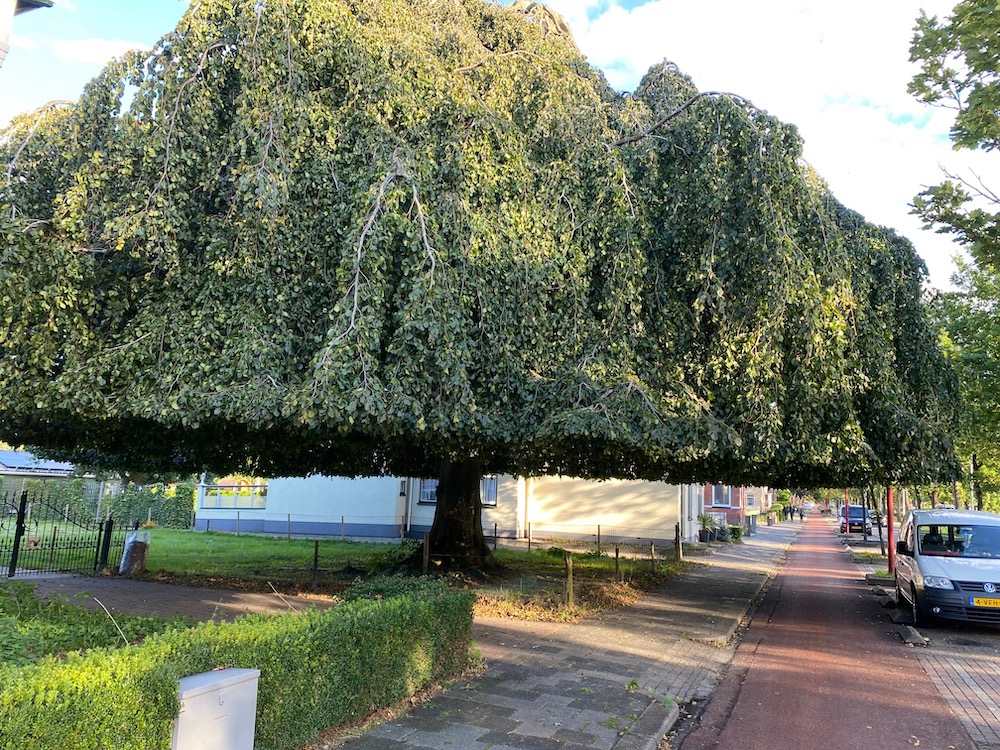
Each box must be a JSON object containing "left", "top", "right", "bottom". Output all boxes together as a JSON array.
[
  {"left": 110, "top": 482, "right": 196, "bottom": 529},
  {"left": 0, "top": 578, "right": 474, "bottom": 750}
]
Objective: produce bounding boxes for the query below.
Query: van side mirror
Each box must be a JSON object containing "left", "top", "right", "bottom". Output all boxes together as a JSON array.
[{"left": 896, "top": 540, "right": 909, "bottom": 556}]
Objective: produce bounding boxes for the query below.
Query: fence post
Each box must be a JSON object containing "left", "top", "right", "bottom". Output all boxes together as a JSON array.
[
  {"left": 341, "top": 515, "right": 345, "bottom": 541},
  {"left": 97, "top": 516, "right": 115, "bottom": 571},
  {"left": 287, "top": 514, "right": 292, "bottom": 540},
  {"left": 8, "top": 491, "right": 28, "bottom": 578},
  {"left": 597, "top": 524, "right": 601, "bottom": 555},
  {"left": 528, "top": 522, "right": 532, "bottom": 552},
  {"left": 650, "top": 542, "right": 656, "bottom": 572},
  {"left": 564, "top": 550, "right": 574, "bottom": 608},
  {"left": 615, "top": 545, "right": 621, "bottom": 583},
  {"left": 675, "top": 522, "right": 684, "bottom": 562},
  {"left": 236, "top": 510, "right": 240, "bottom": 536},
  {"left": 422, "top": 532, "right": 430, "bottom": 575},
  {"left": 93, "top": 519, "right": 105, "bottom": 573},
  {"left": 493, "top": 523, "right": 498, "bottom": 551},
  {"left": 311, "top": 540, "right": 319, "bottom": 586},
  {"left": 47, "top": 526, "right": 59, "bottom": 569}
]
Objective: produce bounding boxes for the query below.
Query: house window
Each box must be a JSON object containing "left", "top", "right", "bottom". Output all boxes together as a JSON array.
[
  {"left": 712, "top": 485, "right": 732, "bottom": 507},
  {"left": 746, "top": 491, "right": 756, "bottom": 507},
  {"left": 418, "top": 479, "right": 438, "bottom": 505},
  {"left": 417, "top": 477, "right": 498, "bottom": 507},
  {"left": 481, "top": 476, "right": 498, "bottom": 507}
]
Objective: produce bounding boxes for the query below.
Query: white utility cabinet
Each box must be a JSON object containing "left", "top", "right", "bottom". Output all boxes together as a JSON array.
[{"left": 171, "top": 667, "right": 261, "bottom": 750}]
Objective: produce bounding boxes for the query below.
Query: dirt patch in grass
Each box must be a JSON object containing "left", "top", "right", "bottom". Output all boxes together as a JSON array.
[{"left": 472, "top": 560, "right": 694, "bottom": 622}]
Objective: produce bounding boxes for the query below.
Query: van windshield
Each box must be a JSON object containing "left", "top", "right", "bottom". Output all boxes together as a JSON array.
[{"left": 917, "top": 524, "right": 1000, "bottom": 558}]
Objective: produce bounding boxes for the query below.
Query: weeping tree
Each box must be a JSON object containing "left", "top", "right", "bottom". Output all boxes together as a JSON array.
[{"left": 0, "top": 0, "right": 958, "bottom": 570}]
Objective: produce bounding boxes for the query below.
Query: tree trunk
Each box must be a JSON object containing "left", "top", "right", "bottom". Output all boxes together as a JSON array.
[{"left": 426, "top": 458, "right": 501, "bottom": 572}]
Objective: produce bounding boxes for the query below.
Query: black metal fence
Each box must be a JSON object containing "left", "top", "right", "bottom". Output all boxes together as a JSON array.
[{"left": 0, "top": 491, "right": 127, "bottom": 577}]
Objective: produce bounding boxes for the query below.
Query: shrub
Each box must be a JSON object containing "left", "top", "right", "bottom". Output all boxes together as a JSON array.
[
  {"left": 0, "top": 579, "right": 474, "bottom": 750},
  {"left": 110, "top": 483, "right": 195, "bottom": 529}
]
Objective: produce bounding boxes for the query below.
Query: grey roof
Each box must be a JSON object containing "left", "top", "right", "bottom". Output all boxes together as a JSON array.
[
  {"left": 0, "top": 449, "right": 74, "bottom": 476},
  {"left": 15, "top": 1, "right": 54, "bottom": 15}
]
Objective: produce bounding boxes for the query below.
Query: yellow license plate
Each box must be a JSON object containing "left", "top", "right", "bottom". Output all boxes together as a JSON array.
[{"left": 970, "top": 597, "right": 1000, "bottom": 608}]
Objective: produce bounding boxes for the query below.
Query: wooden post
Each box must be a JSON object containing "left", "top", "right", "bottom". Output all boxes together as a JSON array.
[
  {"left": 311, "top": 540, "right": 319, "bottom": 586},
  {"left": 650, "top": 542, "right": 656, "bottom": 572},
  {"left": 528, "top": 522, "right": 532, "bottom": 552},
  {"left": 287, "top": 514, "right": 291, "bottom": 539},
  {"left": 341, "top": 515, "right": 345, "bottom": 540},
  {"left": 493, "top": 523, "right": 498, "bottom": 551},
  {"left": 422, "top": 532, "right": 430, "bottom": 575},
  {"left": 564, "top": 550, "right": 574, "bottom": 607},
  {"left": 47, "top": 525, "right": 58, "bottom": 569},
  {"left": 236, "top": 510, "right": 240, "bottom": 536},
  {"left": 615, "top": 545, "right": 621, "bottom": 583},
  {"left": 675, "top": 522, "right": 684, "bottom": 562},
  {"left": 597, "top": 525, "right": 601, "bottom": 555}
]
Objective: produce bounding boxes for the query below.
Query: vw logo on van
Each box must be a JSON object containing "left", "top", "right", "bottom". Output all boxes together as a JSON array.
[{"left": 985, "top": 582, "right": 998, "bottom": 594}]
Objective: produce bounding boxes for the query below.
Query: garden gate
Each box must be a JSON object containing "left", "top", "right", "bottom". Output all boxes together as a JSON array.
[{"left": 0, "top": 491, "right": 127, "bottom": 577}]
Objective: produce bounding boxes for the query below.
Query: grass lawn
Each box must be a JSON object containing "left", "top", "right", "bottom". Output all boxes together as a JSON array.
[
  {"left": 0, "top": 580, "right": 191, "bottom": 665},
  {"left": 139, "top": 529, "right": 692, "bottom": 621}
]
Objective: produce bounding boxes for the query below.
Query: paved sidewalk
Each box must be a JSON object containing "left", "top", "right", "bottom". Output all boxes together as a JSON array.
[
  {"left": 16, "top": 522, "right": 803, "bottom": 750},
  {"left": 340, "top": 522, "right": 801, "bottom": 750},
  {"left": 842, "top": 523, "right": 1000, "bottom": 748}
]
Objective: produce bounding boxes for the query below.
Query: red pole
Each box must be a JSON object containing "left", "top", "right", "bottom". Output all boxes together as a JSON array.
[
  {"left": 887, "top": 486, "right": 895, "bottom": 573},
  {"left": 843, "top": 487, "right": 849, "bottom": 532}
]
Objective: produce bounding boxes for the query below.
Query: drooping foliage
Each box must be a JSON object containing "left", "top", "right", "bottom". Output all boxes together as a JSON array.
[{"left": 0, "top": 0, "right": 957, "bottom": 496}]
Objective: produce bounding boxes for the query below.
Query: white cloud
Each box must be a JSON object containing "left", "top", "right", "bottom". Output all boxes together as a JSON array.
[
  {"left": 49, "top": 36, "right": 148, "bottom": 64},
  {"left": 9, "top": 33, "right": 38, "bottom": 52}
]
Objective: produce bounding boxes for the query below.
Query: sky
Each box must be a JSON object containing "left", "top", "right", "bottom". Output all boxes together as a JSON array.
[{"left": 2, "top": 0, "right": 995, "bottom": 291}]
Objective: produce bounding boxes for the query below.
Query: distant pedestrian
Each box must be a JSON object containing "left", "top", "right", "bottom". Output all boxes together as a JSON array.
[{"left": 798, "top": 507, "right": 804, "bottom": 521}]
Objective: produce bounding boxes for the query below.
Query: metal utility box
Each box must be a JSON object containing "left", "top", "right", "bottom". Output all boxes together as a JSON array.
[{"left": 171, "top": 668, "right": 261, "bottom": 750}]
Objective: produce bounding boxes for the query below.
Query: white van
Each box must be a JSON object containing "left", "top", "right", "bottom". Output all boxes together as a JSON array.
[{"left": 895, "top": 508, "right": 1000, "bottom": 626}]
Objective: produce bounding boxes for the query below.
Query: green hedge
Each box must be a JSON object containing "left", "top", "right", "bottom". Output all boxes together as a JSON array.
[
  {"left": 111, "top": 482, "right": 196, "bottom": 529},
  {"left": 0, "top": 578, "right": 474, "bottom": 750}
]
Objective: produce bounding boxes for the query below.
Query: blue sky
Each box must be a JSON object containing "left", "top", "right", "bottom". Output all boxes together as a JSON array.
[{"left": 3, "top": 0, "right": 994, "bottom": 290}]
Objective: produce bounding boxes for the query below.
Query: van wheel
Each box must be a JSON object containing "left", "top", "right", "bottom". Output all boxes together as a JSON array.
[{"left": 910, "top": 585, "right": 933, "bottom": 628}]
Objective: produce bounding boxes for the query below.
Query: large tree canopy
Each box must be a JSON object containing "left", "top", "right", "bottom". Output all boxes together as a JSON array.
[{"left": 0, "top": 0, "right": 958, "bottom": 542}]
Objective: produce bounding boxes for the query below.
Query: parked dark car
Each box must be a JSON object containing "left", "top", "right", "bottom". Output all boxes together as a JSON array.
[{"left": 839, "top": 505, "right": 873, "bottom": 534}]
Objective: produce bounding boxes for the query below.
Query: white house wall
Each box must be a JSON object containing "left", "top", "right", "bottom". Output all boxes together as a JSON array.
[
  {"left": 196, "top": 472, "right": 692, "bottom": 543},
  {"left": 501, "top": 476, "right": 683, "bottom": 544},
  {"left": 196, "top": 475, "right": 405, "bottom": 537}
]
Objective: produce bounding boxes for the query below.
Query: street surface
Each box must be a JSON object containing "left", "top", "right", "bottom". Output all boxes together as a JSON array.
[{"left": 679, "top": 514, "right": 981, "bottom": 750}]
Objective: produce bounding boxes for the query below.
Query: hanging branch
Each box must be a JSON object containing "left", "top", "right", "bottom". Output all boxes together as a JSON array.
[{"left": 609, "top": 91, "right": 756, "bottom": 148}]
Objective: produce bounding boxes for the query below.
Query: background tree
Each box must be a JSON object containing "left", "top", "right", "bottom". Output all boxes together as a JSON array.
[
  {"left": 909, "top": 0, "right": 1000, "bottom": 269},
  {"left": 929, "top": 260, "right": 1000, "bottom": 511},
  {"left": 909, "top": 0, "right": 1000, "bottom": 512},
  {"left": 0, "top": 0, "right": 959, "bottom": 569}
]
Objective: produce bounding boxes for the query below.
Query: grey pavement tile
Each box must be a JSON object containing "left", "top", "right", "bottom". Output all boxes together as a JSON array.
[
  {"left": 552, "top": 727, "right": 600, "bottom": 746},
  {"left": 477, "top": 729, "right": 584, "bottom": 749}
]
